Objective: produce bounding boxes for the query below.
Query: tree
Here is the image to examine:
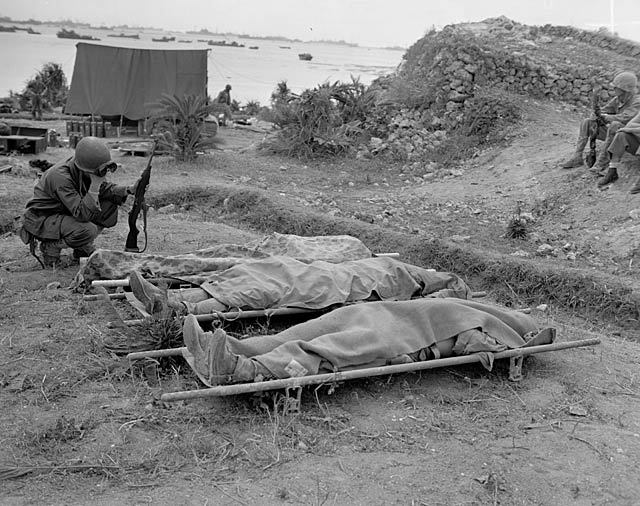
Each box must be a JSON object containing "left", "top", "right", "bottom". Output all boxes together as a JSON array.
[
  {"left": 20, "top": 62, "right": 68, "bottom": 115},
  {"left": 147, "top": 94, "right": 218, "bottom": 162}
]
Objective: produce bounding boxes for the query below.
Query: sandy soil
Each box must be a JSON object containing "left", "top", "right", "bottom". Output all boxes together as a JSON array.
[{"left": 1, "top": 105, "right": 640, "bottom": 505}]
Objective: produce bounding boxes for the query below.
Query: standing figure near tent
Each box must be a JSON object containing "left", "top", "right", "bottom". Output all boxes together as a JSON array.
[
  {"left": 19, "top": 137, "right": 140, "bottom": 267},
  {"left": 215, "top": 84, "right": 233, "bottom": 125}
]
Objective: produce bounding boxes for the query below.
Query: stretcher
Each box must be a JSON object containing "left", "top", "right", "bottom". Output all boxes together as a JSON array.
[{"left": 126, "top": 338, "right": 601, "bottom": 410}]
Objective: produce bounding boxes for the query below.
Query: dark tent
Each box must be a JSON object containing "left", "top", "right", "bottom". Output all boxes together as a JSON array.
[{"left": 65, "top": 43, "right": 208, "bottom": 120}]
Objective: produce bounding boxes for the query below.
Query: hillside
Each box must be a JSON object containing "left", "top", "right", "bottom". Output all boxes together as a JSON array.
[{"left": 1, "top": 17, "right": 640, "bottom": 505}]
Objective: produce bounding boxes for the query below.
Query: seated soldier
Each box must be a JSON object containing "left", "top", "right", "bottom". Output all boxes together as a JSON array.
[
  {"left": 180, "top": 298, "right": 554, "bottom": 386},
  {"left": 19, "top": 137, "right": 139, "bottom": 267},
  {"left": 562, "top": 71, "right": 640, "bottom": 171},
  {"left": 127, "top": 256, "right": 473, "bottom": 315},
  {"left": 598, "top": 109, "right": 640, "bottom": 191}
]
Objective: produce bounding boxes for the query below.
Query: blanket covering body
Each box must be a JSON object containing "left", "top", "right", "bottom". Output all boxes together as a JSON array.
[{"left": 182, "top": 299, "right": 544, "bottom": 385}]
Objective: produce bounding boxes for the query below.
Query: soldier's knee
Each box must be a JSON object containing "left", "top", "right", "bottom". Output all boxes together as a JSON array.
[
  {"left": 608, "top": 121, "right": 622, "bottom": 134},
  {"left": 64, "top": 222, "right": 99, "bottom": 248}
]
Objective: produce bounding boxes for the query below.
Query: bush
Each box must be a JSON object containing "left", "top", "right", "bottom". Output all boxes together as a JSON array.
[
  {"left": 458, "top": 87, "right": 522, "bottom": 142},
  {"left": 147, "top": 94, "right": 218, "bottom": 162},
  {"left": 261, "top": 78, "right": 377, "bottom": 159}
]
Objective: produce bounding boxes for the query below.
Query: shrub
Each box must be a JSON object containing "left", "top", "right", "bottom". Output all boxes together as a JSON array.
[
  {"left": 261, "top": 78, "right": 376, "bottom": 159},
  {"left": 458, "top": 87, "right": 522, "bottom": 142},
  {"left": 147, "top": 94, "right": 217, "bottom": 162}
]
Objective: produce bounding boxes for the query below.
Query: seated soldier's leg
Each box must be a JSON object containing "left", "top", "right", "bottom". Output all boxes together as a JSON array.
[
  {"left": 562, "top": 118, "right": 593, "bottom": 168},
  {"left": 595, "top": 121, "right": 622, "bottom": 169},
  {"left": 182, "top": 314, "right": 267, "bottom": 385},
  {"left": 600, "top": 131, "right": 640, "bottom": 187}
]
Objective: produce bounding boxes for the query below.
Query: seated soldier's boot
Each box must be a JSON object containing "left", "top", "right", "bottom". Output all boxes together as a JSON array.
[
  {"left": 39, "top": 239, "right": 66, "bottom": 267},
  {"left": 561, "top": 152, "right": 584, "bottom": 169},
  {"left": 598, "top": 167, "right": 619, "bottom": 187},
  {"left": 593, "top": 150, "right": 610, "bottom": 173},
  {"left": 129, "top": 270, "right": 167, "bottom": 314},
  {"left": 630, "top": 176, "right": 640, "bottom": 194}
]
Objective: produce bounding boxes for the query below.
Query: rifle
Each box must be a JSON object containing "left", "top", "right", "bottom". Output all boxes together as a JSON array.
[
  {"left": 125, "top": 140, "right": 157, "bottom": 253},
  {"left": 585, "top": 86, "right": 607, "bottom": 168}
]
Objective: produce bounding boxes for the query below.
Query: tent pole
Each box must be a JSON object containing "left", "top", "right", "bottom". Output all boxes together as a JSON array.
[{"left": 118, "top": 115, "right": 123, "bottom": 138}]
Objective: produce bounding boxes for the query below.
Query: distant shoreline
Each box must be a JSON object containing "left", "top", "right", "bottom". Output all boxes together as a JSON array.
[{"left": 0, "top": 16, "right": 406, "bottom": 51}]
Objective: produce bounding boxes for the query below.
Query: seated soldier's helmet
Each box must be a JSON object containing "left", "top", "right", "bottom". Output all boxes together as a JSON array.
[
  {"left": 74, "top": 136, "right": 112, "bottom": 174},
  {"left": 611, "top": 71, "right": 638, "bottom": 92}
]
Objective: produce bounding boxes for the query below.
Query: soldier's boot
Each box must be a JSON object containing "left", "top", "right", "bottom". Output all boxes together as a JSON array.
[
  {"left": 598, "top": 167, "right": 619, "bottom": 187},
  {"left": 182, "top": 314, "right": 265, "bottom": 385},
  {"left": 39, "top": 239, "right": 67, "bottom": 267},
  {"left": 562, "top": 134, "right": 589, "bottom": 169},
  {"left": 629, "top": 176, "right": 640, "bottom": 195},
  {"left": 593, "top": 149, "right": 610, "bottom": 173},
  {"left": 129, "top": 270, "right": 168, "bottom": 314}
]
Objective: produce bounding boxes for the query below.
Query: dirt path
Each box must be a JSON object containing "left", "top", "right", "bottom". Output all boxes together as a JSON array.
[{"left": 2, "top": 106, "right": 640, "bottom": 504}]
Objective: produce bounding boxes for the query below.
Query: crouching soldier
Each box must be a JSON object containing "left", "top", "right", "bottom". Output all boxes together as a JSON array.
[{"left": 19, "top": 136, "right": 138, "bottom": 267}]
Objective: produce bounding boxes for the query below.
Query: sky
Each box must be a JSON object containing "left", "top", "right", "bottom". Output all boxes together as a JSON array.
[{"left": 1, "top": 0, "right": 639, "bottom": 47}]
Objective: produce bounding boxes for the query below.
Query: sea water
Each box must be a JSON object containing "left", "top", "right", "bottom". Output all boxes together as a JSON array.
[{"left": 0, "top": 24, "right": 404, "bottom": 106}]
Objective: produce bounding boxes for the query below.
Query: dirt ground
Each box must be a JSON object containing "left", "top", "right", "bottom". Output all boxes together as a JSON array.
[{"left": 1, "top": 103, "right": 640, "bottom": 505}]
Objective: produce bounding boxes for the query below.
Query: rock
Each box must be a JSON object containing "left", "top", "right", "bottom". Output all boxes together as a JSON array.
[
  {"left": 536, "top": 244, "right": 554, "bottom": 256},
  {"left": 566, "top": 252, "right": 577, "bottom": 261},
  {"left": 535, "top": 304, "right": 548, "bottom": 312},
  {"left": 449, "top": 235, "right": 471, "bottom": 242},
  {"left": 511, "top": 250, "right": 530, "bottom": 257},
  {"left": 46, "top": 281, "right": 61, "bottom": 290},
  {"left": 157, "top": 204, "right": 175, "bottom": 214},
  {"left": 629, "top": 209, "right": 640, "bottom": 220}
]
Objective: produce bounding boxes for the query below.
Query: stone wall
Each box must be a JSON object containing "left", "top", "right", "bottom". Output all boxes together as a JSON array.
[
  {"left": 538, "top": 24, "right": 640, "bottom": 59},
  {"left": 398, "top": 18, "right": 640, "bottom": 123}
]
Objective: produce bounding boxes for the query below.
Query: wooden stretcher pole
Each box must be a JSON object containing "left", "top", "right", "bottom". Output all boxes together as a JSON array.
[
  {"left": 92, "top": 277, "right": 178, "bottom": 288},
  {"left": 159, "top": 338, "right": 601, "bottom": 402},
  {"left": 84, "top": 292, "right": 127, "bottom": 301},
  {"left": 128, "top": 347, "right": 187, "bottom": 360},
  {"left": 114, "top": 293, "right": 490, "bottom": 327},
  {"left": 118, "top": 306, "right": 319, "bottom": 326}
]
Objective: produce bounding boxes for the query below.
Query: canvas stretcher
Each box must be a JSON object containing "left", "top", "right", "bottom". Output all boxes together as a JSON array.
[{"left": 126, "top": 338, "right": 601, "bottom": 404}]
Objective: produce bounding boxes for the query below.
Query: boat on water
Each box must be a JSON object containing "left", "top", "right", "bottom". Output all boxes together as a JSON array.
[
  {"left": 178, "top": 39, "right": 193, "bottom": 43},
  {"left": 152, "top": 36, "right": 176, "bottom": 42},
  {"left": 207, "top": 40, "right": 245, "bottom": 48},
  {"left": 249, "top": 46, "right": 259, "bottom": 50},
  {"left": 298, "top": 53, "right": 313, "bottom": 61},
  {"left": 279, "top": 46, "right": 291, "bottom": 49},
  {"left": 107, "top": 32, "right": 140, "bottom": 39},
  {"left": 57, "top": 29, "right": 99, "bottom": 41}
]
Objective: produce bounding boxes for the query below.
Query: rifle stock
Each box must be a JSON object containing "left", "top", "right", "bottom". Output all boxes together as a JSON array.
[
  {"left": 125, "top": 140, "right": 157, "bottom": 252},
  {"left": 585, "top": 87, "right": 604, "bottom": 168}
]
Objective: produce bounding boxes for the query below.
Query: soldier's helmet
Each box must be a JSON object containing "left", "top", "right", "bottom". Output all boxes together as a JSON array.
[
  {"left": 611, "top": 71, "right": 638, "bottom": 92},
  {"left": 74, "top": 136, "right": 114, "bottom": 175}
]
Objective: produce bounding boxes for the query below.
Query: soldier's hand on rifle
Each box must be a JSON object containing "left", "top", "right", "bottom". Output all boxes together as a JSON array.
[{"left": 127, "top": 176, "right": 145, "bottom": 196}]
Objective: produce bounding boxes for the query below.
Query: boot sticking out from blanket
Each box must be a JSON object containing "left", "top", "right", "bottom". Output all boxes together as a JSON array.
[
  {"left": 182, "top": 314, "right": 264, "bottom": 385},
  {"left": 129, "top": 271, "right": 186, "bottom": 315}
]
